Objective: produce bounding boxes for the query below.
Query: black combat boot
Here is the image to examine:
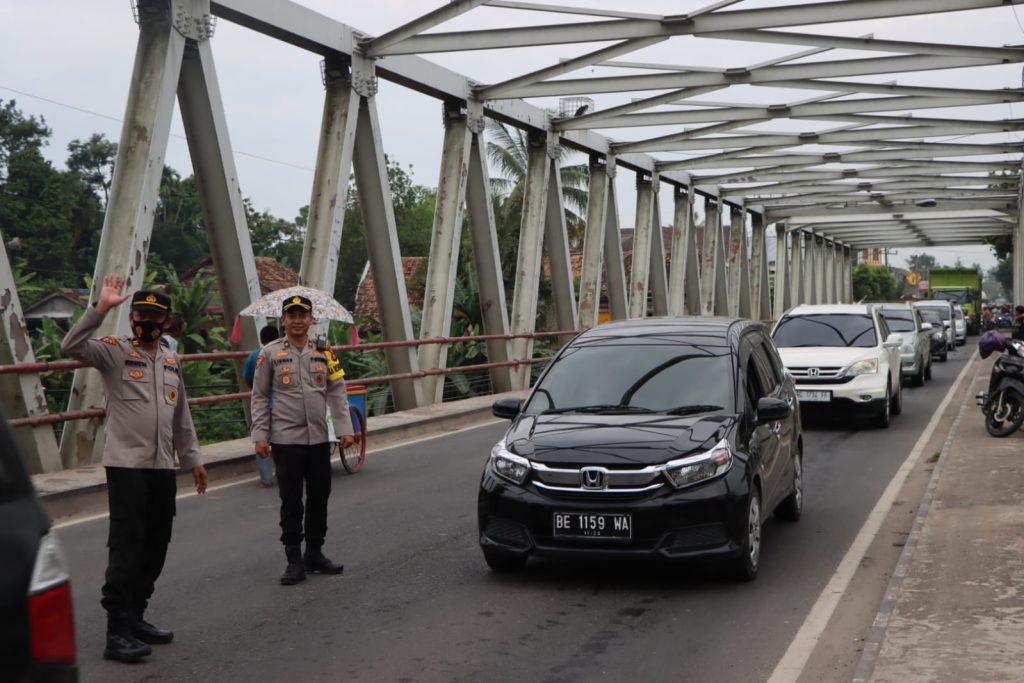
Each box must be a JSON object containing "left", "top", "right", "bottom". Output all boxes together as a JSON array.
[
  {"left": 132, "top": 609, "right": 174, "bottom": 645},
  {"left": 103, "top": 611, "right": 152, "bottom": 663},
  {"left": 280, "top": 544, "right": 306, "bottom": 585},
  {"left": 303, "top": 544, "right": 344, "bottom": 575}
]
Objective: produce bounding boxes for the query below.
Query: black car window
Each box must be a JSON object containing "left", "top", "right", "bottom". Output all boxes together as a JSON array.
[
  {"left": 750, "top": 339, "right": 778, "bottom": 395},
  {"left": 772, "top": 313, "right": 878, "bottom": 348},
  {"left": 876, "top": 313, "right": 891, "bottom": 340},
  {"left": 523, "top": 342, "right": 734, "bottom": 414},
  {"left": 758, "top": 332, "right": 788, "bottom": 383},
  {"left": 881, "top": 310, "right": 915, "bottom": 332}
]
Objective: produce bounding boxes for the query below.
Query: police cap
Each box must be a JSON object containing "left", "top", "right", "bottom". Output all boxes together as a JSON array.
[
  {"left": 282, "top": 295, "right": 312, "bottom": 314},
  {"left": 130, "top": 289, "right": 171, "bottom": 314}
]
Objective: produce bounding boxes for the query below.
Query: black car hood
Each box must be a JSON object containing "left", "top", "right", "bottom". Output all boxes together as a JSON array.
[{"left": 505, "top": 413, "right": 737, "bottom": 466}]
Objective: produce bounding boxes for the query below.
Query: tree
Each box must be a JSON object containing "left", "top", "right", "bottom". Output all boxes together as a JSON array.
[
  {"left": 0, "top": 99, "right": 50, "bottom": 182},
  {"left": 905, "top": 252, "right": 937, "bottom": 280},
  {"left": 852, "top": 263, "right": 900, "bottom": 301},
  {"left": 331, "top": 157, "right": 437, "bottom": 308},
  {"left": 247, "top": 199, "right": 304, "bottom": 270},
  {"left": 66, "top": 133, "right": 117, "bottom": 206},
  {"left": 486, "top": 119, "right": 588, "bottom": 257}
]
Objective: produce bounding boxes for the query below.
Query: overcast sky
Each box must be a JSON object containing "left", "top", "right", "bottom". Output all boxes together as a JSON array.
[{"left": 4, "top": 0, "right": 1023, "bottom": 273}]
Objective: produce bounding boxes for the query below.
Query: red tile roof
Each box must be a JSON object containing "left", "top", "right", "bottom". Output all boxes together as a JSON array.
[{"left": 354, "top": 257, "right": 427, "bottom": 322}]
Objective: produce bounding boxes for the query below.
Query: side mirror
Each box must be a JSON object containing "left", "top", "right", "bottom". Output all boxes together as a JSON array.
[
  {"left": 492, "top": 397, "right": 523, "bottom": 419},
  {"left": 884, "top": 333, "right": 903, "bottom": 347},
  {"left": 756, "top": 396, "right": 792, "bottom": 423},
  {"left": 943, "top": 321, "right": 951, "bottom": 328},
  {"left": 921, "top": 322, "right": 933, "bottom": 331}
]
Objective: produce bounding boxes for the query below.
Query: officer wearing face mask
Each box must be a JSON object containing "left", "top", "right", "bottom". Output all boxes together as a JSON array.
[{"left": 61, "top": 274, "right": 208, "bottom": 664}]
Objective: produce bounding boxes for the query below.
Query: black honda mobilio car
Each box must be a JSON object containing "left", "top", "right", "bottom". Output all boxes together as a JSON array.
[{"left": 478, "top": 317, "right": 803, "bottom": 581}]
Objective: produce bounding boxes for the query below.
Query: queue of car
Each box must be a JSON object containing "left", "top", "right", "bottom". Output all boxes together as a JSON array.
[{"left": 478, "top": 298, "right": 965, "bottom": 580}]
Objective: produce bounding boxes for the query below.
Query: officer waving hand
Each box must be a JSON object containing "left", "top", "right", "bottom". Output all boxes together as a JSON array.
[
  {"left": 61, "top": 274, "right": 207, "bottom": 664},
  {"left": 250, "top": 294, "right": 355, "bottom": 585}
]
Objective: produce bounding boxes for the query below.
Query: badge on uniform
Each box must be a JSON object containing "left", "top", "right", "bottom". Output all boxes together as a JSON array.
[
  {"left": 101, "top": 336, "right": 118, "bottom": 346},
  {"left": 315, "top": 374, "right": 324, "bottom": 385},
  {"left": 164, "top": 356, "right": 177, "bottom": 365},
  {"left": 128, "top": 369, "right": 145, "bottom": 380},
  {"left": 128, "top": 350, "right": 143, "bottom": 359},
  {"left": 275, "top": 350, "right": 289, "bottom": 357},
  {"left": 167, "top": 388, "right": 177, "bottom": 403},
  {"left": 281, "top": 375, "right": 292, "bottom": 385},
  {"left": 256, "top": 355, "right": 265, "bottom": 369}
]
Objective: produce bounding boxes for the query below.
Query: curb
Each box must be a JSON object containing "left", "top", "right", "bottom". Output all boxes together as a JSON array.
[{"left": 850, "top": 351, "right": 978, "bottom": 683}]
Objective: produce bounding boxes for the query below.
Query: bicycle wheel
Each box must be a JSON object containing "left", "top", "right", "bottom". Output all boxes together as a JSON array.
[{"left": 340, "top": 406, "right": 366, "bottom": 474}]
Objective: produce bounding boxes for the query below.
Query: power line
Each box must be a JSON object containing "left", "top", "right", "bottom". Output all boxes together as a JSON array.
[{"left": 0, "top": 85, "right": 315, "bottom": 173}]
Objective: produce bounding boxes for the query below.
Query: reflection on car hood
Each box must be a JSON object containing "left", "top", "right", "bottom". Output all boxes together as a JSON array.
[
  {"left": 505, "top": 413, "right": 737, "bottom": 466},
  {"left": 777, "top": 346, "right": 880, "bottom": 366}
]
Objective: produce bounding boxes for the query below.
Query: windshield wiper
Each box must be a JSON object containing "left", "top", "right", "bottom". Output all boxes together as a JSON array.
[
  {"left": 542, "top": 404, "right": 656, "bottom": 415},
  {"left": 663, "top": 404, "right": 723, "bottom": 416}
]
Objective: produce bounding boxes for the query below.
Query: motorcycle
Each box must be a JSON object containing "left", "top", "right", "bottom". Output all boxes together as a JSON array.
[{"left": 976, "top": 331, "right": 1024, "bottom": 437}]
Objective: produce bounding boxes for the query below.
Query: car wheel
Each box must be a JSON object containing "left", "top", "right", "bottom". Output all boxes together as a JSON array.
[
  {"left": 730, "top": 487, "right": 762, "bottom": 582},
  {"left": 482, "top": 547, "right": 528, "bottom": 573},
  {"left": 876, "top": 384, "right": 892, "bottom": 429},
  {"left": 774, "top": 451, "right": 803, "bottom": 523},
  {"left": 892, "top": 381, "right": 903, "bottom": 416},
  {"left": 939, "top": 348, "right": 948, "bottom": 362}
]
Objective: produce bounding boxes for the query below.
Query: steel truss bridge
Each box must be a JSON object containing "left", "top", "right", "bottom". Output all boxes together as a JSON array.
[{"left": 2, "top": 0, "right": 1023, "bottom": 472}]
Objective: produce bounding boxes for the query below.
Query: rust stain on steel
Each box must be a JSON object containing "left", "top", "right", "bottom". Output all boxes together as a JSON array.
[
  {"left": 8, "top": 315, "right": 30, "bottom": 361},
  {"left": 0, "top": 287, "right": 11, "bottom": 309}
]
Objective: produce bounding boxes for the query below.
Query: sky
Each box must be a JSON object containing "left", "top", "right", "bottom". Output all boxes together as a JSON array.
[{"left": 3, "top": 0, "right": 1022, "bottom": 274}]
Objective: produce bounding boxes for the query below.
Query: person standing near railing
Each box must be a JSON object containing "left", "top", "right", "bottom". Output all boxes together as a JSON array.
[
  {"left": 250, "top": 295, "right": 355, "bottom": 586},
  {"left": 60, "top": 274, "right": 208, "bottom": 664},
  {"left": 244, "top": 324, "right": 280, "bottom": 488}
]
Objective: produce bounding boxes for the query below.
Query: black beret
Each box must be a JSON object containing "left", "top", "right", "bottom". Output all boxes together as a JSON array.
[
  {"left": 131, "top": 289, "right": 171, "bottom": 313},
  {"left": 282, "top": 295, "right": 312, "bottom": 314}
]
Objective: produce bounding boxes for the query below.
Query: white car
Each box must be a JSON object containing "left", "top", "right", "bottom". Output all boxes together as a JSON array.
[
  {"left": 952, "top": 306, "right": 967, "bottom": 346},
  {"left": 771, "top": 304, "right": 903, "bottom": 428}
]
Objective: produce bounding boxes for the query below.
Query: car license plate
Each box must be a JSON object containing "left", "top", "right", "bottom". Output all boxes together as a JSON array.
[
  {"left": 797, "top": 389, "right": 831, "bottom": 402},
  {"left": 553, "top": 512, "right": 632, "bottom": 540}
]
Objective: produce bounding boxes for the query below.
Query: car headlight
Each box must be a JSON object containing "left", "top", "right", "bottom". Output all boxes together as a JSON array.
[
  {"left": 490, "top": 441, "right": 530, "bottom": 485},
  {"left": 662, "top": 439, "right": 732, "bottom": 489},
  {"left": 846, "top": 358, "right": 878, "bottom": 376}
]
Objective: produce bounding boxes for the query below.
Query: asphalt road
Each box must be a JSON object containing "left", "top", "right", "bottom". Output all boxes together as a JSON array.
[{"left": 60, "top": 347, "right": 971, "bottom": 683}]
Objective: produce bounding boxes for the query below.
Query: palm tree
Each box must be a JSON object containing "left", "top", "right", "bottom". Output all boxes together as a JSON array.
[{"left": 485, "top": 119, "right": 589, "bottom": 252}]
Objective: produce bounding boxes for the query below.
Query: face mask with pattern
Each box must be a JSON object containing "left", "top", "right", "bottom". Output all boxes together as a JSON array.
[{"left": 133, "top": 319, "right": 164, "bottom": 342}]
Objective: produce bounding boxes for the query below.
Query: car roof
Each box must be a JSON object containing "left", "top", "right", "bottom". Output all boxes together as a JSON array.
[
  {"left": 574, "top": 316, "right": 761, "bottom": 348},
  {"left": 913, "top": 300, "right": 952, "bottom": 307},
  {"left": 784, "top": 303, "right": 874, "bottom": 316},
  {"left": 875, "top": 302, "right": 913, "bottom": 310}
]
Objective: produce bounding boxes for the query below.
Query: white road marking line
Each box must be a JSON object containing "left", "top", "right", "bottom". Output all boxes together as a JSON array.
[
  {"left": 52, "top": 418, "right": 506, "bottom": 529},
  {"left": 767, "top": 351, "right": 978, "bottom": 683}
]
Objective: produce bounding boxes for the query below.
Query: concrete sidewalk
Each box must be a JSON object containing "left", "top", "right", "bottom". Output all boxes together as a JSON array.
[
  {"left": 854, "top": 351, "right": 1024, "bottom": 682},
  {"left": 32, "top": 390, "right": 525, "bottom": 521}
]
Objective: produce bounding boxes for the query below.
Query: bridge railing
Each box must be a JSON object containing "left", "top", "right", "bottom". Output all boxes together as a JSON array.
[{"left": 2, "top": 330, "right": 577, "bottom": 429}]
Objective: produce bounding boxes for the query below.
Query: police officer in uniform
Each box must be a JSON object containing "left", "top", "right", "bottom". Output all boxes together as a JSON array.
[
  {"left": 250, "top": 294, "right": 354, "bottom": 585},
  {"left": 61, "top": 274, "right": 208, "bottom": 663}
]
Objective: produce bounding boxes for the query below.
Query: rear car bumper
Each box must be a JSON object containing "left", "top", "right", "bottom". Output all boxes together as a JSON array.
[{"left": 478, "top": 464, "right": 751, "bottom": 563}]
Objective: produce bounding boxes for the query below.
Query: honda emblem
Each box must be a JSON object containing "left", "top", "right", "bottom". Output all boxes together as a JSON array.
[
  {"left": 581, "top": 467, "right": 607, "bottom": 490},
  {"left": 808, "top": 367, "right": 820, "bottom": 377}
]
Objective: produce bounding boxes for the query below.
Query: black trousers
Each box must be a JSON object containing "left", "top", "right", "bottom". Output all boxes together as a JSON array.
[
  {"left": 101, "top": 467, "right": 177, "bottom": 615},
  {"left": 272, "top": 442, "right": 332, "bottom": 548}
]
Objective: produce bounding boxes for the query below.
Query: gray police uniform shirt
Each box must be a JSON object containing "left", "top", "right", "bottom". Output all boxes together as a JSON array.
[
  {"left": 250, "top": 337, "right": 354, "bottom": 445},
  {"left": 60, "top": 305, "right": 203, "bottom": 471}
]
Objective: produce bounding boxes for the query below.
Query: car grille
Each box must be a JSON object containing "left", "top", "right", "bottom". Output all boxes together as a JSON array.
[
  {"left": 531, "top": 462, "right": 666, "bottom": 498},
  {"left": 787, "top": 366, "right": 853, "bottom": 384}
]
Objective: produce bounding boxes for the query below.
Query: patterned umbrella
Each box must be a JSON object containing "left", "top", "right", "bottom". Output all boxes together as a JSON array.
[{"left": 238, "top": 286, "right": 354, "bottom": 323}]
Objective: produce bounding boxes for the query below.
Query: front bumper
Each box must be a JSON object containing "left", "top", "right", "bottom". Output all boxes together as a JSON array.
[
  {"left": 900, "top": 351, "right": 922, "bottom": 376},
  {"left": 794, "top": 372, "right": 889, "bottom": 407},
  {"left": 478, "top": 462, "right": 751, "bottom": 563}
]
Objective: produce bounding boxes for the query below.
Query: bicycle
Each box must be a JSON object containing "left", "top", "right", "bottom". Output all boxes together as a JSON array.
[{"left": 338, "top": 404, "right": 366, "bottom": 473}]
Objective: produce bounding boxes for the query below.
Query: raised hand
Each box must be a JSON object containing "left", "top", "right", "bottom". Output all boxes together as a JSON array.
[{"left": 96, "top": 274, "right": 131, "bottom": 314}]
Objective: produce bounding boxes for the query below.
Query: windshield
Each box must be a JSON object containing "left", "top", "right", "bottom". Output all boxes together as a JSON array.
[
  {"left": 524, "top": 342, "right": 734, "bottom": 415},
  {"left": 920, "top": 310, "right": 942, "bottom": 325},
  {"left": 933, "top": 289, "right": 969, "bottom": 305},
  {"left": 917, "top": 304, "right": 950, "bottom": 320},
  {"left": 773, "top": 314, "right": 878, "bottom": 348},
  {"left": 880, "top": 310, "right": 915, "bottom": 332}
]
